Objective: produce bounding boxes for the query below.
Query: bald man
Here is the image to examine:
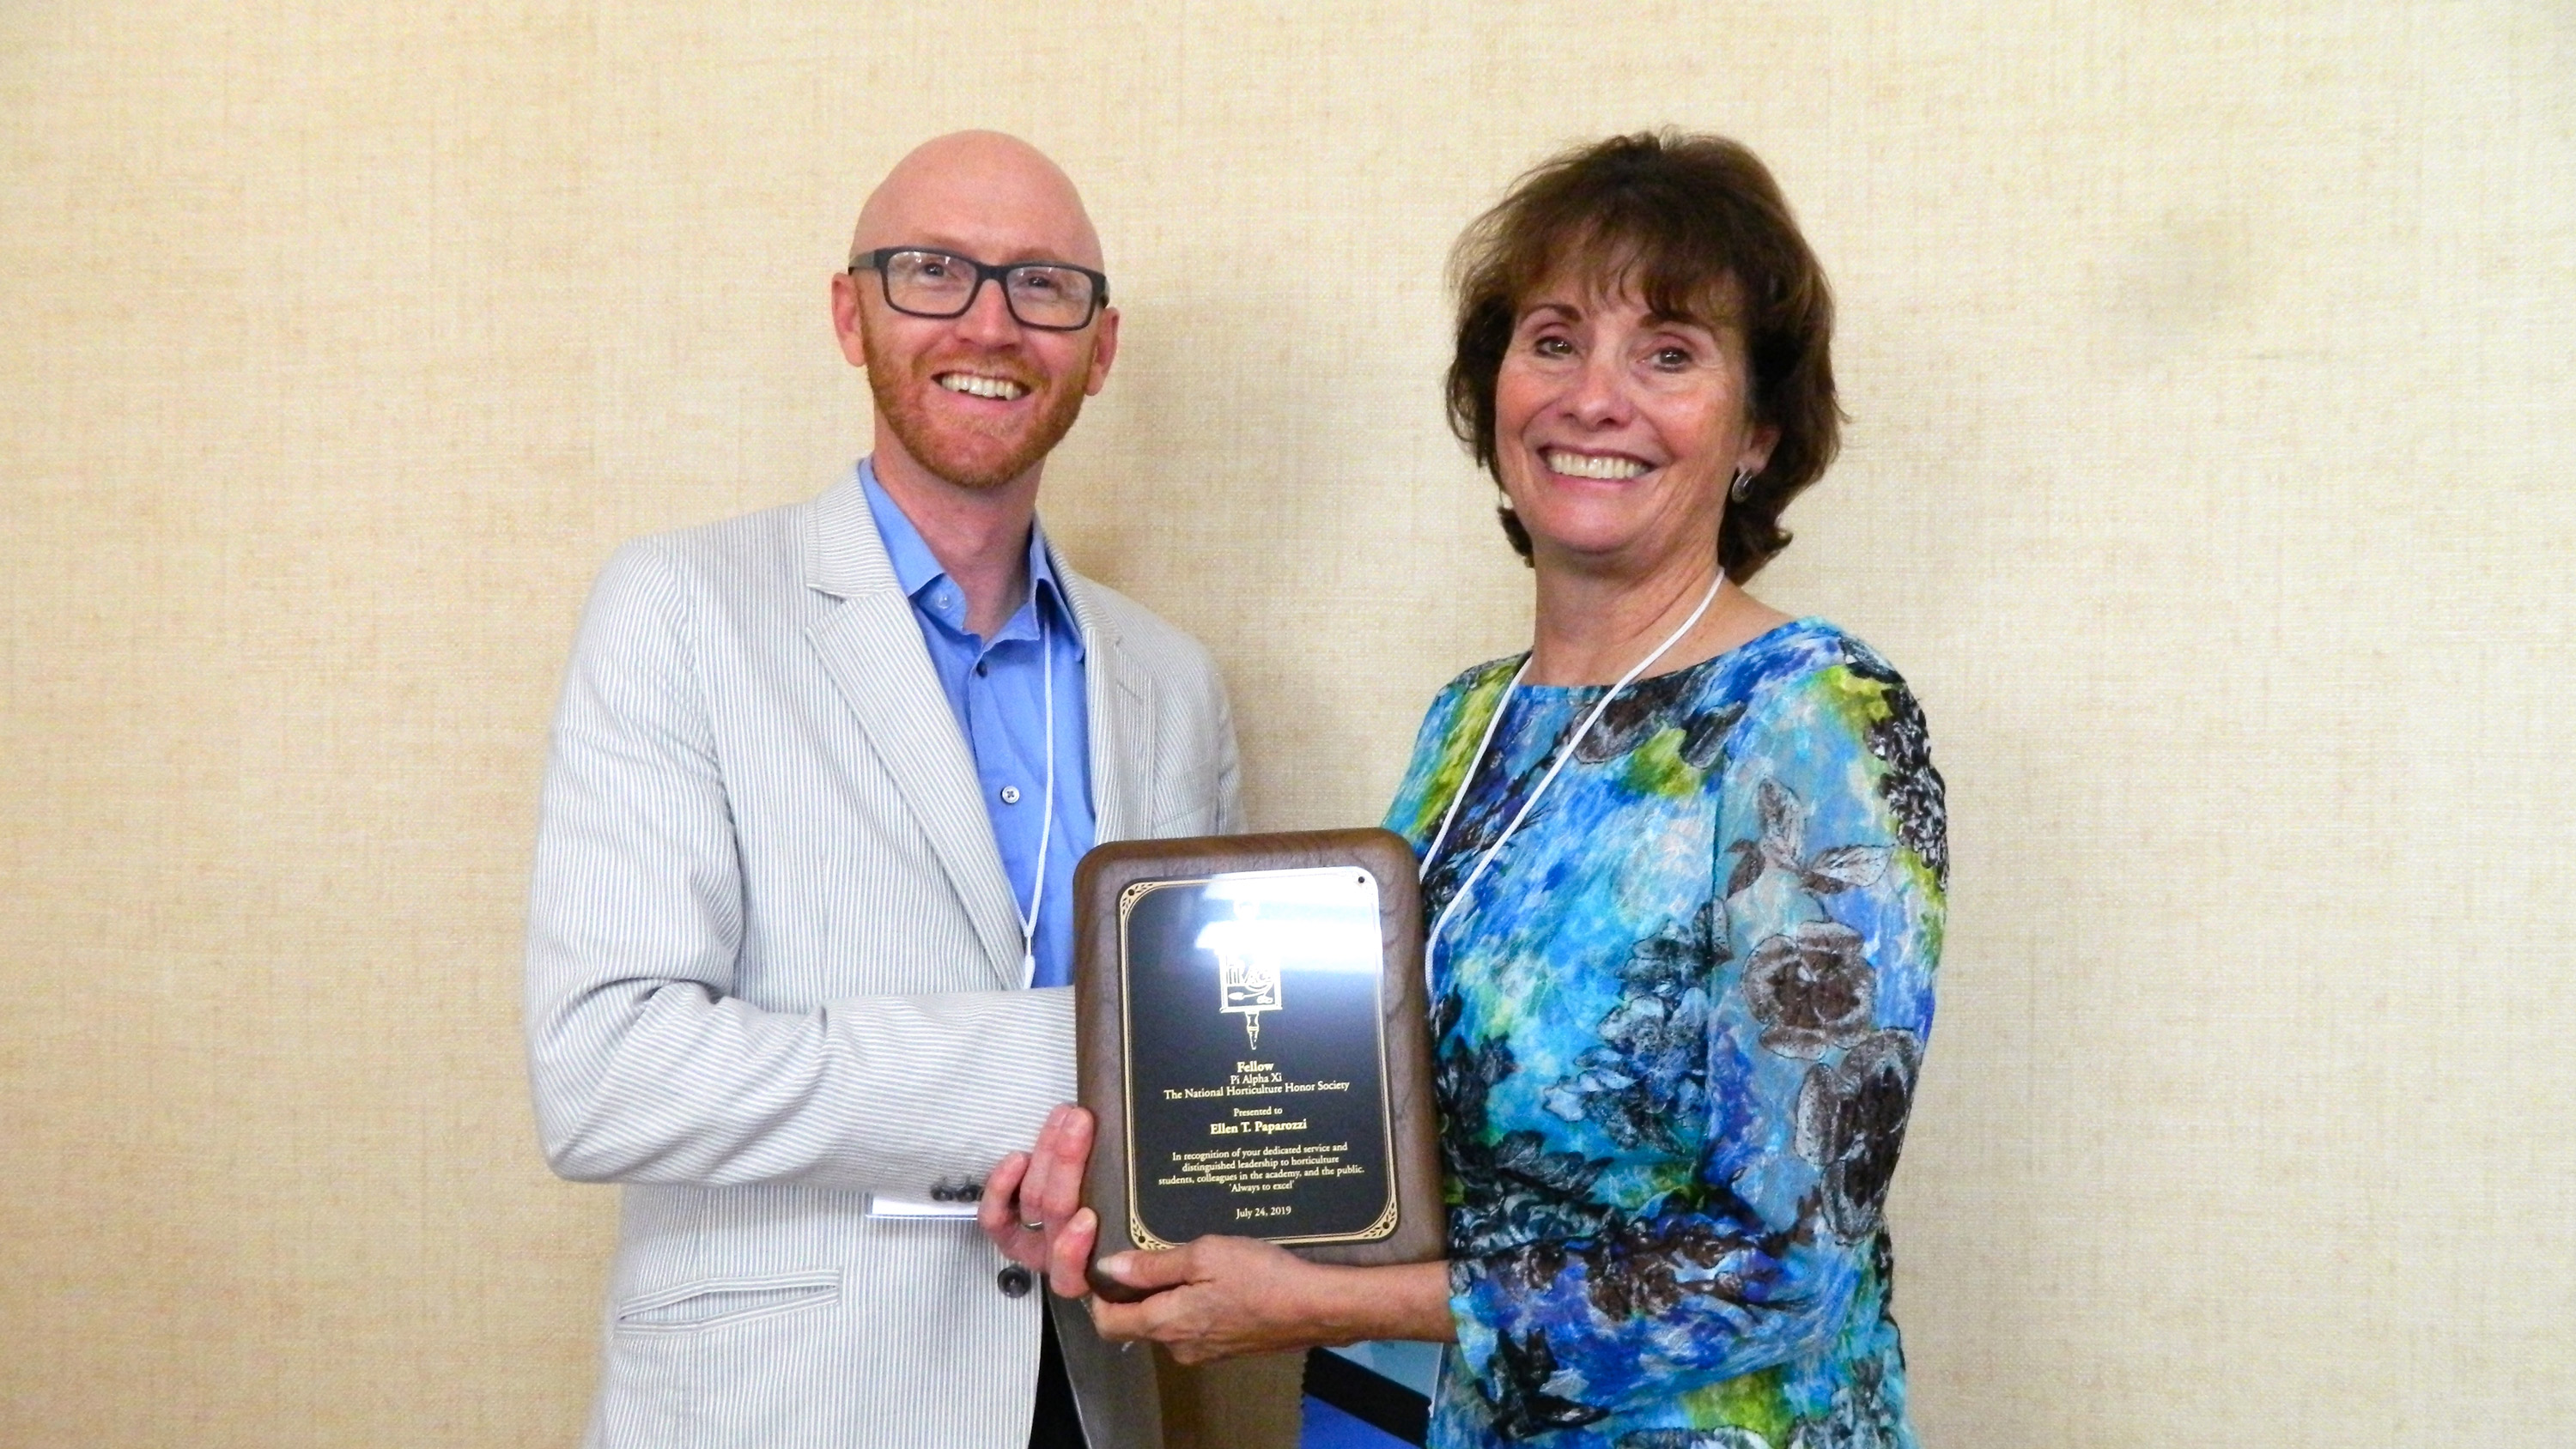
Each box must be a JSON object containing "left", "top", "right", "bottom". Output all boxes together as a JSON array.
[{"left": 526, "top": 132, "right": 1241, "bottom": 1449}]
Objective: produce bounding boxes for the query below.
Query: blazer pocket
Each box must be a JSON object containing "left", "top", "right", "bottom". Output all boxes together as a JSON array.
[{"left": 613, "top": 1270, "right": 841, "bottom": 1335}]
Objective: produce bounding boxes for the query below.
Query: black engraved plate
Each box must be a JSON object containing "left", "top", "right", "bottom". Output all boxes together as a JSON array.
[
  {"left": 1074, "top": 829, "right": 1442, "bottom": 1290},
  {"left": 1119, "top": 867, "right": 1394, "bottom": 1247}
]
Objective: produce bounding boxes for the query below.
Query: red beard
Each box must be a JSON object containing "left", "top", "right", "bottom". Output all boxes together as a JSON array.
[{"left": 862, "top": 324, "right": 1093, "bottom": 491}]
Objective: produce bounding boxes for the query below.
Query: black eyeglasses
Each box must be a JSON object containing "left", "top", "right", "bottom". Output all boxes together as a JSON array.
[{"left": 850, "top": 248, "right": 1110, "bottom": 331}]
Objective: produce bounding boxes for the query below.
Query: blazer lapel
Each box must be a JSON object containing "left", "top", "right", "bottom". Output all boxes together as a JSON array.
[
  {"left": 804, "top": 481, "right": 1025, "bottom": 986},
  {"left": 1061, "top": 554, "right": 1155, "bottom": 846}
]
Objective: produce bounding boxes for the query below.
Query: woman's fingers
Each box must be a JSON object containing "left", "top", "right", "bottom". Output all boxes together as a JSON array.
[
  {"left": 1084, "top": 1288, "right": 1150, "bottom": 1342},
  {"left": 1083, "top": 1243, "right": 1200, "bottom": 1342},
  {"left": 1073, "top": 1237, "right": 1327, "bottom": 1363},
  {"left": 1095, "top": 1243, "right": 1196, "bottom": 1294}
]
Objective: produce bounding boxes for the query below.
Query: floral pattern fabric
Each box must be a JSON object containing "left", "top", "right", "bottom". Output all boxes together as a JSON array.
[{"left": 1382, "top": 619, "right": 1946, "bottom": 1449}]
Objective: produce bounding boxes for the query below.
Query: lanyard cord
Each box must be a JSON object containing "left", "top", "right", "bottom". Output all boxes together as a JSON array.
[
  {"left": 1016, "top": 604, "right": 1056, "bottom": 989},
  {"left": 1419, "top": 573, "right": 1727, "bottom": 995}
]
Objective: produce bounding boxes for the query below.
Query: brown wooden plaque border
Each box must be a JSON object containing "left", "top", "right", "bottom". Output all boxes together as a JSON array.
[{"left": 1074, "top": 828, "right": 1442, "bottom": 1296}]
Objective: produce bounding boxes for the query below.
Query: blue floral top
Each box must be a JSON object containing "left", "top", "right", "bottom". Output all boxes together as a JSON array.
[{"left": 1382, "top": 619, "right": 1947, "bottom": 1449}]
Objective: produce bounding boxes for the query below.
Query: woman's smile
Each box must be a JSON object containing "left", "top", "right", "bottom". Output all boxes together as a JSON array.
[{"left": 1540, "top": 448, "right": 1653, "bottom": 481}]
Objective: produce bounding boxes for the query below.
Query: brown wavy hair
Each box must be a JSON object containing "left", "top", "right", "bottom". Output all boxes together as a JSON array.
[{"left": 1446, "top": 131, "right": 1841, "bottom": 581}]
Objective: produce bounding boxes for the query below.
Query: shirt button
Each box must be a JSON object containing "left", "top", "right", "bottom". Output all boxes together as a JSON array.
[
  {"left": 975, "top": 660, "right": 988, "bottom": 676},
  {"left": 999, "top": 785, "right": 1022, "bottom": 805},
  {"left": 996, "top": 1264, "right": 1034, "bottom": 1298}
]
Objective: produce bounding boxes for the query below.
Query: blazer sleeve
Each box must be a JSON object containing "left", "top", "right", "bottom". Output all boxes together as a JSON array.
[
  {"left": 523, "top": 539, "right": 1083, "bottom": 1194},
  {"left": 1204, "top": 663, "right": 1248, "bottom": 835}
]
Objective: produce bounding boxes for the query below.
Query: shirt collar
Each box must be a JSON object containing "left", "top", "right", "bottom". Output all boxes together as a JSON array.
[{"left": 858, "top": 458, "right": 1083, "bottom": 654}]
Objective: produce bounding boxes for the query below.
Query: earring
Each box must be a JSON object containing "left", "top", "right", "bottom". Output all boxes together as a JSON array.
[{"left": 1729, "top": 467, "right": 1756, "bottom": 502}]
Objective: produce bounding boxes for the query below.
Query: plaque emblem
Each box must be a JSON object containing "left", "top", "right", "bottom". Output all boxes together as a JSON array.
[{"left": 1200, "top": 919, "right": 1285, "bottom": 1048}]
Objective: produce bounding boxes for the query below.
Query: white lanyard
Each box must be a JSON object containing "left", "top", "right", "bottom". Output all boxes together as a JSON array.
[
  {"left": 1015, "top": 605, "right": 1056, "bottom": 990},
  {"left": 1418, "top": 573, "right": 1726, "bottom": 994}
]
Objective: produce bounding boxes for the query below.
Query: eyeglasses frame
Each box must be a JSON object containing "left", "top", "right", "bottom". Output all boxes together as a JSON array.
[{"left": 848, "top": 247, "right": 1111, "bottom": 332}]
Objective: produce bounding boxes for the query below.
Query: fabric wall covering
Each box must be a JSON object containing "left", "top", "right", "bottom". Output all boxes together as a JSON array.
[{"left": 4, "top": 3, "right": 2569, "bottom": 1445}]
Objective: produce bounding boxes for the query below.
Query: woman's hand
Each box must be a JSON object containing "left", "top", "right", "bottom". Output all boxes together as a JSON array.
[
  {"left": 985, "top": 1105, "right": 1457, "bottom": 1361},
  {"left": 1088, "top": 1243, "right": 1454, "bottom": 1365}
]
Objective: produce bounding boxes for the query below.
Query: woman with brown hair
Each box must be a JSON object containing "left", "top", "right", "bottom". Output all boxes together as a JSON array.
[{"left": 994, "top": 132, "right": 1946, "bottom": 1448}]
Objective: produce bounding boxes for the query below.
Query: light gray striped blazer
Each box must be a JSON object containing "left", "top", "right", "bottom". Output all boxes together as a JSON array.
[{"left": 526, "top": 474, "right": 1242, "bottom": 1449}]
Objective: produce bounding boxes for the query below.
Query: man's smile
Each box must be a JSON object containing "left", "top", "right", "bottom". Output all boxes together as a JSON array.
[{"left": 936, "top": 370, "right": 1031, "bottom": 401}]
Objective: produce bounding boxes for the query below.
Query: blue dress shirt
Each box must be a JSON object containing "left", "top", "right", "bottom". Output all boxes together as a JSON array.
[{"left": 860, "top": 461, "right": 1094, "bottom": 988}]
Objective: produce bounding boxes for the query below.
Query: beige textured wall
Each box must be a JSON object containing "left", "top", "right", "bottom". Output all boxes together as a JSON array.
[{"left": 5, "top": 3, "right": 2571, "bottom": 1446}]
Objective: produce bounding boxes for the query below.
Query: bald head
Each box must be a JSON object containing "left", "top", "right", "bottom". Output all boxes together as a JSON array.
[
  {"left": 852, "top": 130, "right": 1103, "bottom": 271},
  {"left": 830, "top": 130, "right": 1120, "bottom": 509}
]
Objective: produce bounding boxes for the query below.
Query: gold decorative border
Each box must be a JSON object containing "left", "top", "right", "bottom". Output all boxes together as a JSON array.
[
  {"left": 1115, "top": 879, "right": 1172, "bottom": 1251},
  {"left": 1117, "top": 868, "right": 1403, "bottom": 1251}
]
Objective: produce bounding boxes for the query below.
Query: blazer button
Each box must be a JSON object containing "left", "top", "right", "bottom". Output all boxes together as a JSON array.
[{"left": 997, "top": 1264, "right": 1035, "bottom": 1299}]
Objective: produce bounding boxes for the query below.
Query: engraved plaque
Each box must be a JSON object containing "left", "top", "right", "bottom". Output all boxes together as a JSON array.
[{"left": 1075, "top": 830, "right": 1442, "bottom": 1294}]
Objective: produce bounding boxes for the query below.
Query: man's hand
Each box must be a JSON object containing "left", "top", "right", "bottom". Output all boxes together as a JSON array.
[{"left": 979, "top": 1103, "right": 1100, "bottom": 1298}]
